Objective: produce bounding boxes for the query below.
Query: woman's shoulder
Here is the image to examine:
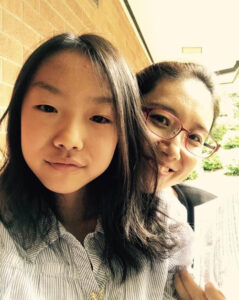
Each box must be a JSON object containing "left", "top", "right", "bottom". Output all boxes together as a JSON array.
[{"left": 175, "top": 183, "right": 217, "bottom": 206}]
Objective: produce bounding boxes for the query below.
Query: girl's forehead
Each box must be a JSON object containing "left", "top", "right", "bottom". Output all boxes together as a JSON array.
[
  {"left": 31, "top": 51, "right": 112, "bottom": 98},
  {"left": 35, "top": 51, "right": 97, "bottom": 76}
]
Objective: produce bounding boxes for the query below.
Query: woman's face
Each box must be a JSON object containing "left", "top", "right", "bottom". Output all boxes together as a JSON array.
[
  {"left": 144, "top": 78, "right": 214, "bottom": 191},
  {"left": 21, "top": 51, "right": 118, "bottom": 196}
]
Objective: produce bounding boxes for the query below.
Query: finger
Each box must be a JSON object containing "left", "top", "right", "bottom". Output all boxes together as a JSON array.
[
  {"left": 205, "top": 282, "right": 226, "bottom": 300},
  {"left": 174, "top": 272, "right": 192, "bottom": 300},
  {"left": 179, "top": 269, "right": 207, "bottom": 300}
]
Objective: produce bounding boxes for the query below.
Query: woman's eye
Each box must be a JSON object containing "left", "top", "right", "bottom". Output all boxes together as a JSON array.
[
  {"left": 188, "top": 133, "right": 203, "bottom": 144},
  {"left": 91, "top": 115, "right": 110, "bottom": 124},
  {"left": 36, "top": 105, "right": 57, "bottom": 113},
  {"left": 150, "top": 114, "right": 170, "bottom": 126}
]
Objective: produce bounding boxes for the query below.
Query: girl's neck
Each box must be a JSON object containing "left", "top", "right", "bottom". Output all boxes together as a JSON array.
[{"left": 55, "top": 188, "right": 97, "bottom": 243}]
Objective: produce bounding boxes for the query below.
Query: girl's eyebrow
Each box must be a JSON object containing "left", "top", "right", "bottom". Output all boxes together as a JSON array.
[
  {"left": 92, "top": 96, "right": 113, "bottom": 104},
  {"left": 31, "top": 81, "right": 61, "bottom": 94},
  {"left": 31, "top": 80, "right": 113, "bottom": 104}
]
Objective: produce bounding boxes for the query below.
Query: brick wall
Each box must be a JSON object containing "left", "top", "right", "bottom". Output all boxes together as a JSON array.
[{"left": 0, "top": 0, "right": 151, "bottom": 150}]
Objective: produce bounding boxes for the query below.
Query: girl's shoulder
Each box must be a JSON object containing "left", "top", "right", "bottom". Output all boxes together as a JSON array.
[{"left": 0, "top": 219, "right": 11, "bottom": 246}]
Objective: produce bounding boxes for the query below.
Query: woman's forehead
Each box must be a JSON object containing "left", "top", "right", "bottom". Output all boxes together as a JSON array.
[{"left": 145, "top": 78, "right": 214, "bottom": 131}]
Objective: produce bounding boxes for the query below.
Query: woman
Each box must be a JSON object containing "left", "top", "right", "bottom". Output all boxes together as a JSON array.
[
  {"left": 137, "top": 61, "right": 225, "bottom": 300},
  {"left": 137, "top": 61, "right": 219, "bottom": 203}
]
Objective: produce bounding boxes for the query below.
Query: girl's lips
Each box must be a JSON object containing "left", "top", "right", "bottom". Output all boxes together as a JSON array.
[{"left": 45, "top": 160, "right": 85, "bottom": 172}]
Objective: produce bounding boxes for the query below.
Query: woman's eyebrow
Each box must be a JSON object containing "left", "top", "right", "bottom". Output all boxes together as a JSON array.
[
  {"left": 31, "top": 81, "right": 62, "bottom": 95},
  {"left": 146, "top": 101, "right": 209, "bottom": 133},
  {"left": 193, "top": 123, "right": 209, "bottom": 133},
  {"left": 145, "top": 101, "right": 178, "bottom": 116}
]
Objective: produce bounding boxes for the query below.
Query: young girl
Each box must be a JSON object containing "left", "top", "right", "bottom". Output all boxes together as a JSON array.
[
  {"left": 0, "top": 33, "right": 192, "bottom": 300},
  {"left": 137, "top": 62, "right": 225, "bottom": 300}
]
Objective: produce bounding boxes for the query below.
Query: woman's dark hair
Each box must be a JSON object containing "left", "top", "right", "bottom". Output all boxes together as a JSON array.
[
  {"left": 136, "top": 61, "right": 220, "bottom": 129},
  {"left": 0, "top": 33, "right": 177, "bottom": 282}
]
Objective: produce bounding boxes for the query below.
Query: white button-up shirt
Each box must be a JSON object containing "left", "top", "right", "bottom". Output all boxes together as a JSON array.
[{"left": 0, "top": 195, "right": 193, "bottom": 300}]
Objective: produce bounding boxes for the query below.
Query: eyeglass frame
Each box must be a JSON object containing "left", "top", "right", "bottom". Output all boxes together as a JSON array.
[{"left": 143, "top": 107, "right": 220, "bottom": 158}]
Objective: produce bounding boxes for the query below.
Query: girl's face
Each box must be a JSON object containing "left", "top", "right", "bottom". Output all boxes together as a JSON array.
[
  {"left": 144, "top": 78, "right": 214, "bottom": 191},
  {"left": 21, "top": 51, "right": 118, "bottom": 196}
]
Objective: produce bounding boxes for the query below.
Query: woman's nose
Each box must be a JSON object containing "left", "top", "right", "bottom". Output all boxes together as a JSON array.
[
  {"left": 52, "top": 120, "right": 84, "bottom": 151},
  {"left": 158, "top": 135, "right": 181, "bottom": 161}
]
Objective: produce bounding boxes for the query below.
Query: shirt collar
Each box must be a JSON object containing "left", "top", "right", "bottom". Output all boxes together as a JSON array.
[{"left": 24, "top": 216, "right": 104, "bottom": 262}]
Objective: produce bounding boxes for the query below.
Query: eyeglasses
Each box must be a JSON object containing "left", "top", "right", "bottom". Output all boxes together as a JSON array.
[{"left": 143, "top": 107, "right": 220, "bottom": 158}]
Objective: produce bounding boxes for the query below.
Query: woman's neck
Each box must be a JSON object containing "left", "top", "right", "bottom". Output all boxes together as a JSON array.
[{"left": 157, "top": 185, "right": 178, "bottom": 198}]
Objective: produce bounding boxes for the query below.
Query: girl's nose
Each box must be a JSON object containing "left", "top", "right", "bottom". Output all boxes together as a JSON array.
[{"left": 53, "top": 120, "right": 84, "bottom": 152}]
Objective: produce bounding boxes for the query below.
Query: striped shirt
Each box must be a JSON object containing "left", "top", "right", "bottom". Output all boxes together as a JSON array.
[{"left": 0, "top": 193, "right": 193, "bottom": 300}]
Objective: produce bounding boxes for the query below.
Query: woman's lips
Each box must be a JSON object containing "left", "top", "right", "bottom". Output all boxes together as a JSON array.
[
  {"left": 146, "top": 158, "right": 176, "bottom": 175},
  {"left": 157, "top": 162, "right": 175, "bottom": 176}
]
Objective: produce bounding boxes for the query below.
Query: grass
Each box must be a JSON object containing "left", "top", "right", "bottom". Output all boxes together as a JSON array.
[
  {"left": 224, "top": 160, "right": 239, "bottom": 176},
  {"left": 202, "top": 154, "right": 223, "bottom": 171}
]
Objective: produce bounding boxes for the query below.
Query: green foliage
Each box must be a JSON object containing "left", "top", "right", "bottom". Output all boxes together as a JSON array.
[
  {"left": 234, "top": 102, "right": 239, "bottom": 108},
  {"left": 228, "top": 92, "right": 239, "bottom": 100},
  {"left": 229, "top": 124, "right": 239, "bottom": 131},
  {"left": 185, "top": 170, "right": 199, "bottom": 181},
  {"left": 231, "top": 93, "right": 239, "bottom": 118},
  {"left": 223, "top": 135, "right": 239, "bottom": 149},
  {"left": 224, "top": 161, "right": 239, "bottom": 176},
  {"left": 233, "top": 106, "right": 239, "bottom": 118},
  {"left": 203, "top": 154, "right": 223, "bottom": 171},
  {"left": 211, "top": 124, "right": 227, "bottom": 142}
]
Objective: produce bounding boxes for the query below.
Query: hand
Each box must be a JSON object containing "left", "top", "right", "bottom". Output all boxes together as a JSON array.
[
  {"left": 204, "top": 282, "right": 226, "bottom": 300},
  {"left": 174, "top": 269, "right": 226, "bottom": 300}
]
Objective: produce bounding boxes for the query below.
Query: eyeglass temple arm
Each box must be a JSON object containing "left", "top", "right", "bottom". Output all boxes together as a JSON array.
[{"left": 204, "top": 142, "right": 220, "bottom": 150}]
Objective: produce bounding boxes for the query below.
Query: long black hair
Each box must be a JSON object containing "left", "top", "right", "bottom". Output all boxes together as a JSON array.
[{"left": 0, "top": 33, "right": 177, "bottom": 282}]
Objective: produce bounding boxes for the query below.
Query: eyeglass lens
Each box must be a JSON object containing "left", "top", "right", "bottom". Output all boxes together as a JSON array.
[{"left": 146, "top": 109, "right": 217, "bottom": 158}]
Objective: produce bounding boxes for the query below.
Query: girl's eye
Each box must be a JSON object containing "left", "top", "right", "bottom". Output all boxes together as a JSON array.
[
  {"left": 149, "top": 113, "right": 170, "bottom": 127},
  {"left": 188, "top": 133, "right": 203, "bottom": 144},
  {"left": 90, "top": 115, "right": 110, "bottom": 124},
  {"left": 36, "top": 105, "right": 57, "bottom": 113}
]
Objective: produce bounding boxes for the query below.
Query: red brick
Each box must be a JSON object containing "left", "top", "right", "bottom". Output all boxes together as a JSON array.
[
  {"left": 24, "top": 0, "right": 40, "bottom": 11},
  {"left": 0, "top": 83, "right": 13, "bottom": 106},
  {"left": 65, "top": 0, "right": 95, "bottom": 29},
  {"left": 0, "top": 7, "right": 2, "bottom": 31},
  {"left": 0, "top": 0, "right": 23, "bottom": 18},
  {"left": 46, "top": 0, "right": 85, "bottom": 32},
  {"left": 2, "top": 59, "right": 20, "bottom": 86},
  {"left": 0, "top": 59, "right": 2, "bottom": 82},
  {"left": 0, "top": 0, "right": 150, "bottom": 74},
  {"left": 40, "top": 0, "right": 65, "bottom": 32},
  {"left": 2, "top": 9, "right": 41, "bottom": 49},
  {"left": 0, "top": 32, "right": 23, "bottom": 64},
  {"left": 23, "top": 1, "right": 54, "bottom": 38}
]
